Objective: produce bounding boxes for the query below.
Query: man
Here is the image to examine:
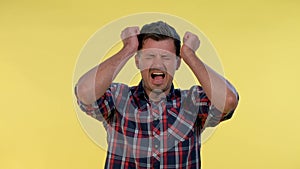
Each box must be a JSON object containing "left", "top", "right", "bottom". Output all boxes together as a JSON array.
[{"left": 75, "top": 21, "right": 238, "bottom": 168}]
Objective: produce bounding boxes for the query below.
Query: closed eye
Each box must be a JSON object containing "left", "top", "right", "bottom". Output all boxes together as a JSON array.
[
  {"left": 144, "top": 54, "right": 155, "bottom": 59},
  {"left": 161, "top": 55, "right": 171, "bottom": 60}
]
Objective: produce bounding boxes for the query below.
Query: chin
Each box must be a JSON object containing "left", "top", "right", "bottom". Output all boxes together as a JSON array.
[
  {"left": 150, "top": 84, "right": 170, "bottom": 93},
  {"left": 151, "top": 89, "right": 164, "bottom": 94}
]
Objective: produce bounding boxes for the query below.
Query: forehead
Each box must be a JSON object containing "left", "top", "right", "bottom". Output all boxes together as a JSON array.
[{"left": 142, "top": 38, "right": 176, "bottom": 55}]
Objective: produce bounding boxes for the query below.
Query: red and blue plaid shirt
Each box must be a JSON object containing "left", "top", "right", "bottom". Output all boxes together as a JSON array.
[{"left": 76, "top": 81, "right": 235, "bottom": 169}]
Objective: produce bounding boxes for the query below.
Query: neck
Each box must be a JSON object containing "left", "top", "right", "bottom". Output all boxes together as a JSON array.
[
  {"left": 148, "top": 91, "right": 167, "bottom": 102},
  {"left": 141, "top": 80, "right": 173, "bottom": 102}
]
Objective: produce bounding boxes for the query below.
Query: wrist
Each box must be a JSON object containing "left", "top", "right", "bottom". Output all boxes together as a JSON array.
[
  {"left": 121, "top": 45, "right": 137, "bottom": 58},
  {"left": 181, "top": 45, "right": 196, "bottom": 60}
]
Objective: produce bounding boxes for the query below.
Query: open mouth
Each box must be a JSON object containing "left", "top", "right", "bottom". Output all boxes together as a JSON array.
[{"left": 151, "top": 72, "right": 165, "bottom": 79}]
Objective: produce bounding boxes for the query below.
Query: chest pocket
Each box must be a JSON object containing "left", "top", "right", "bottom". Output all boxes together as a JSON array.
[{"left": 167, "top": 107, "right": 198, "bottom": 143}]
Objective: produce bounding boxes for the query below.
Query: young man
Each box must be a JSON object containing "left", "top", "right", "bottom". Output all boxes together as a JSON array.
[{"left": 75, "top": 21, "right": 238, "bottom": 168}]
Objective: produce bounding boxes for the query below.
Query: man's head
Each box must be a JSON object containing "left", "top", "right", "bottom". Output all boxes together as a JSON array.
[
  {"left": 137, "top": 21, "right": 181, "bottom": 56},
  {"left": 135, "top": 21, "right": 181, "bottom": 97}
]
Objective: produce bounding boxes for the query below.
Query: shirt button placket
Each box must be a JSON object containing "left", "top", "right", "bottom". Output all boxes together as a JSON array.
[{"left": 151, "top": 103, "right": 161, "bottom": 161}]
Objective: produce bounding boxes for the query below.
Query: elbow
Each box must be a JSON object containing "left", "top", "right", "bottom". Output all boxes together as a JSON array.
[
  {"left": 75, "top": 83, "right": 94, "bottom": 105},
  {"left": 224, "top": 92, "right": 238, "bottom": 114}
]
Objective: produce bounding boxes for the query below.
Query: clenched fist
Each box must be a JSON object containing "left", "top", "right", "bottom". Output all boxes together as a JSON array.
[
  {"left": 121, "top": 26, "right": 140, "bottom": 55},
  {"left": 181, "top": 31, "right": 200, "bottom": 58}
]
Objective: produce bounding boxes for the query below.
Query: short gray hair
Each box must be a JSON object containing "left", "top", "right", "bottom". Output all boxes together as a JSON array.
[
  {"left": 138, "top": 21, "right": 181, "bottom": 56},
  {"left": 140, "top": 21, "right": 180, "bottom": 41}
]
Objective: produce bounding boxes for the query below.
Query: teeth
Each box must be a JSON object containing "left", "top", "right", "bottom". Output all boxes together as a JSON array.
[
  {"left": 153, "top": 73, "right": 164, "bottom": 75},
  {"left": 151, "top": 72, "right": 165, "bottom": 79}
]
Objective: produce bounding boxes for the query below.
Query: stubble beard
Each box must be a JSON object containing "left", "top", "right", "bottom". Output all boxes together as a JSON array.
[{"left": 142, "top": 80, "right": 172, "bottom": 102}]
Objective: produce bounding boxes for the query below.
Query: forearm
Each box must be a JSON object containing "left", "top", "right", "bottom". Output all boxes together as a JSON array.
[
  {"left": 76, "top": 46, "right": 134, "bottom": 105},
  {"left": 182, "top": 49, "right": 238, "bottom": 114}
]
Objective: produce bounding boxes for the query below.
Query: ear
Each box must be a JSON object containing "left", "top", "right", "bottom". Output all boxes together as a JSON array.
[
  {"left": 135, "top": 54, "right": 140, "bottom": 69},
  {"left": 176, "top": 56, "right": 181, "bottom": 70}
]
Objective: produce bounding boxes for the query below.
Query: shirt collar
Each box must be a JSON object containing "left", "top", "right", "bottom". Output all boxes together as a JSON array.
[{"left": 132, "top": 80, "right": 176, "bottom": 101}]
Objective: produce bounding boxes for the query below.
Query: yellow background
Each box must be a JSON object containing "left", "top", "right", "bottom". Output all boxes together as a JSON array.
[{"left": 1, "top": 0, "right": 299, "bottom": 169}]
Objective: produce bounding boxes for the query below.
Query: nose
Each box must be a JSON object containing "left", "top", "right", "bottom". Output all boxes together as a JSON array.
[{"left": 151, "top": 55, "right": 164, "bottom": 69}]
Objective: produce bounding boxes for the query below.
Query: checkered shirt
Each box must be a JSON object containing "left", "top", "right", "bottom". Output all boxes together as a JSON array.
[{"left": 75, "top": 81, "right": 235, "bottom": 169}]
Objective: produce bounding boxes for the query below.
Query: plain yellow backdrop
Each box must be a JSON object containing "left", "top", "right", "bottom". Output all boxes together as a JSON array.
[{"left": 1, "top": 0, "right": 299, "bottom": 169}]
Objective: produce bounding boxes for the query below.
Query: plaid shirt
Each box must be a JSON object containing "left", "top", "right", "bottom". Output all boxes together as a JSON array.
[{"left": 76, "top": 81, "right": 235, "bottom": 169}]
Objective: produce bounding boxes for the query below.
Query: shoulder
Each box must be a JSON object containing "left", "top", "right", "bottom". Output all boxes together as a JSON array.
[
  {"left": 109, "top": 83, "right": 141, "bottom": 96},
  {"left": 110, "top": 82, "right": 129, "bottom": 89},
  {"left": 180, "top": 85, "right": 206, "bottom": 96},
  {"left": 109, "top": 83, "right": 131, "bottom": 90},
  {"left": 107, "top": 83, "right": 132, "bottom": 96}
]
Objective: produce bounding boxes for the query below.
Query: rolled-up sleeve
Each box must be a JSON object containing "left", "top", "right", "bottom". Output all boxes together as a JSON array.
[
  {"left": 190, "top": 86, "right": 238, "bottom": 129},
  {"left": 74, "top": 83, "right": 120, "bottom": 122}
]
